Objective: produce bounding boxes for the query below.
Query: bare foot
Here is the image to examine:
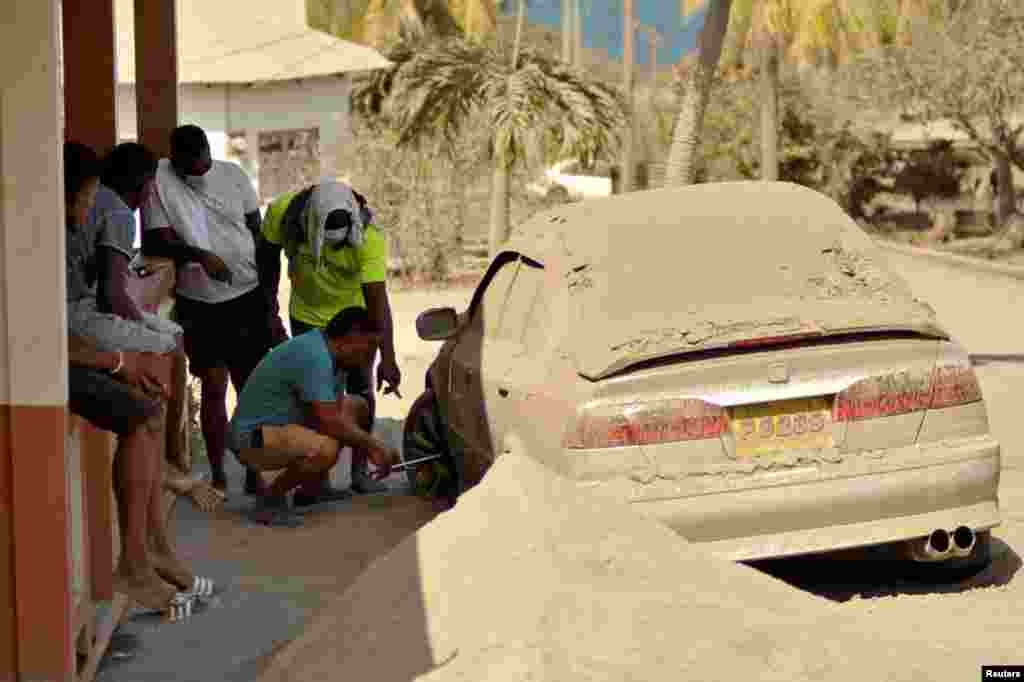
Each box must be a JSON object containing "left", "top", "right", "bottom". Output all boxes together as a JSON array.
[
  {"left": 188, "top": 480, "right": 226, "bottom": 512},
  {"left": 113, "top": 566, "right": 179, "bottom": 612},
  {"left": 150, "top": 548, "right": 195, "bottom": 593},
  {"left": 165, "top": 472, "right": 226, "bottom": 512}
]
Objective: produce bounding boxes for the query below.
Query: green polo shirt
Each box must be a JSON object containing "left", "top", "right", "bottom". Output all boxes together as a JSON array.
[{"left": 263, "top": 190, "right": 387, "bottom": 328}]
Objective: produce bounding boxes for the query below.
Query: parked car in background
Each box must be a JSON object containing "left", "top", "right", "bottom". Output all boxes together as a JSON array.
[
  {"left": 527, "top": 159, "right": 613, "bottom": 200},
  {"left": 405, "top": 181, "right": 1001, "bottom": 580}
]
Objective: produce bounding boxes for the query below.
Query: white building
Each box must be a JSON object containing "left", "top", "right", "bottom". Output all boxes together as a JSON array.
[{"left": 114, "top": 0, "right": 391, "bottom": 199}]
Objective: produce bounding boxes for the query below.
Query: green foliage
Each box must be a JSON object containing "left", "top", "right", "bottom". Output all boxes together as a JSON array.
[
  {"left": 654, "top": 70, "right": 896, "bottom": 218},
  {"left": 892, "top": 140, "right": 967, "bottom": 214},
  {"left": 353, "top": 36, "right": 626, "bottom": 169},
  {"left": 341, "top": 127, "right": 462, "bottom": 282}
]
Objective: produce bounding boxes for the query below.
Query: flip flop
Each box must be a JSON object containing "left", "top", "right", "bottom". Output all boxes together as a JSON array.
[
  {"left": 185, "top": 576, "right": 222, "bottom": 600},
  {"left": 164, "top": 593, "right": 197, "bottom": 623},
  {"left": 114, "top": 572, "right": 195, "bottom": 621}
]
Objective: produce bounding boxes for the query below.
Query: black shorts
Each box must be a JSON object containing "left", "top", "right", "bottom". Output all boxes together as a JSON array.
[
  {"left": 68, "top": 366, "right": 162, "bottom": 436},
  {"left": 174, "top": 287, "right": 274, "bottom": 381}
]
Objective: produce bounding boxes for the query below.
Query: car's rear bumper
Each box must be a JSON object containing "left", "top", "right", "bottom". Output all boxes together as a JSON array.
[{"left": 603, "top": 435, "right": 1001, "bottom": 562}]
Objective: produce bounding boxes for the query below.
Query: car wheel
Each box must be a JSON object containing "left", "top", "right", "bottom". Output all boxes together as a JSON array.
[
  {"left": 904, "top": 530, "right": 992, "bottom": 583},
  {"left": 402, "top": 390, "right": 459, "bottom": 502}
]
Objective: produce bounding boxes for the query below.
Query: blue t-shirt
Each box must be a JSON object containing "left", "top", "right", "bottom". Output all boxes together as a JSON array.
[{"left": 230, "top": 330, "right": 346, "bottom": 445}]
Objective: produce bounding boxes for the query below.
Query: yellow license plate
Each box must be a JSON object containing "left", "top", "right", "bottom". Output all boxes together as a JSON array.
[{"left": 730, "top": 398, "right": 834, "bottom": 457}]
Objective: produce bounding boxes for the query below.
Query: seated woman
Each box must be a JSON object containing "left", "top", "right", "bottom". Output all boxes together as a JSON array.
[
  {"left": 68, "top": 334, "right": 178, "bottom": 612},
  {"left": 64, "top": 142, "right": 219, "bottom": 601}
]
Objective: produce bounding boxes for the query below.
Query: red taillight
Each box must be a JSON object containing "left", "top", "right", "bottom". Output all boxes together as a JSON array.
[
  {"left": 833, "top": 361, "right": 982, "bottom": 422},
  {"left": 563, "top": 399, "right": 729, "bottom": 449},
  {"left": 929, "top": 366, "right": 982, "bottom": 408}
]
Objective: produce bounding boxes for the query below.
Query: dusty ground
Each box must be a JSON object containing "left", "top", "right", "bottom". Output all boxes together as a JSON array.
[
  {"left": 98, "top": 280, "right": 477, "bottom": 682},
  {"left": 105, "top": 249, "right": 1024, "bottom": 680}
]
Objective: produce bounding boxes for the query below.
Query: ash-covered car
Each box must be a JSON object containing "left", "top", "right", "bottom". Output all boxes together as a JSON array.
[{"left": 403, "top": 181, "right": 1001, "bottom": 579}]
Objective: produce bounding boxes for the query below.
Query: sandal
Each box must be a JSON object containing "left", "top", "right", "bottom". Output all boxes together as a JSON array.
[
  {"left": 184, "top": 575, "right": 220, "bottom": 599},
  {"left": 152, "top": 558, "right": 221, "bottom": 604},
  {"left": 112, "top": 568, "right": 186, "bottom": 615}
]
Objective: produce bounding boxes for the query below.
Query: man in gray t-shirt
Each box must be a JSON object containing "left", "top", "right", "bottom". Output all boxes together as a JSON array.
[
  {"left": 67, "top": 144, "right": 183, "bottom": 353},
  {"left": 68, "top": 143, "right": 221, "bottom": 597}
]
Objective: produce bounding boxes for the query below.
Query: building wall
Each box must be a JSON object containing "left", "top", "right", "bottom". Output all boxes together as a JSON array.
[
  {"left": 117, "top": 75, "right": 353, "bottom": 199},
  {"left": 0, "top": 0, "right": 74, "bottom": 675}
]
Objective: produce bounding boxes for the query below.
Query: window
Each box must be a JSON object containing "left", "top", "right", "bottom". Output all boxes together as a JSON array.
[
  {"left": 473, "top": 257, "right": 520, "bottom": 338},
  {"left": 497, "top": 260, "right": 547, "bottom": 348}
]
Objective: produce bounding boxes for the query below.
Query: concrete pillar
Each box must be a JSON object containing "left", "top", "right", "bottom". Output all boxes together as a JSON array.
[
  {"left": 135, "top": 0, "right": 179, "bottom": 158},
  {"left": 0, "top": 0, "right": 74, "bottom": 677},
  {"left": 62, "top": 0, "right": 118, "bottom": 155},
  {"left": 63, "top": 0, "right": 120, "bottom": 606},
  {"left": 246, "top": 129, "right": 262, "bottom": 197}
]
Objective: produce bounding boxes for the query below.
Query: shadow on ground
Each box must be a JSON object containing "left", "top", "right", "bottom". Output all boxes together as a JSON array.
[
  {"left": 96, "top": 417, "right": 438, "bottom": 682},
  {"left": 749, "top": 535, "right": 1020, "bottom": 603}
]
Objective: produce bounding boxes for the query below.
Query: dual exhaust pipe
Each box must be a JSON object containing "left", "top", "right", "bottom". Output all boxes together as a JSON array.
[{"left": 907, "top": 526, "right": 976, "bottom": 562}]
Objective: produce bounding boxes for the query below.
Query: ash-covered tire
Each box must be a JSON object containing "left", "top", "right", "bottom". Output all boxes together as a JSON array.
[{"left": 401, "top": 390, "right": 456, "bottom": 499}]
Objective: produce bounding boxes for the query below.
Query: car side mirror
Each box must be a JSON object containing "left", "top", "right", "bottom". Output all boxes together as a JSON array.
[{"left": 416, "top": 307, "right": 460, "bottom": 341}]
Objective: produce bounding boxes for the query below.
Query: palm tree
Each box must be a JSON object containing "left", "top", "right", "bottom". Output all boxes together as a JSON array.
[
  {"left": 663, "top": 0, "right": 734, "bottom": 186},
  {"left": 353, "top": 37, "right": 627, "bottom": 255},
  {"left": 717, "top": 0, "right": 847, "bottom": 181},
  {"left": 307, "top": 0, "right": 497, "bottom": 47},
  {"left": 716, "top": 0, "right": 935, "bottom": 184}
]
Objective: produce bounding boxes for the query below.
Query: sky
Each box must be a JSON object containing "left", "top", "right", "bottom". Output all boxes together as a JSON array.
[{"left": 498, "top": 0, "right": 709, "bottom": 67}]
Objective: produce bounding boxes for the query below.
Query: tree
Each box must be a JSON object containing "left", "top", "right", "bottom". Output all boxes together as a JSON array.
[
  {"left": 306, "top": 0, "right": 497, "bottom": 48},
  {"left": 620, "top": 0, "right": 635, "bottom": 192},
  {"left": 850, "top": 0, "right": 1024, "bottom": 228},
  {"left": 663, "top": 0, "right": 734, "bottom": 186},
  {"left": 726, "top": 0, "right": 861, "bottom": 182},
  {"left": 717, "top": 0, "right": 940, "bottom": 184},
  {"left": 352, "top": 36, "right": 627, "bottom": 255}
]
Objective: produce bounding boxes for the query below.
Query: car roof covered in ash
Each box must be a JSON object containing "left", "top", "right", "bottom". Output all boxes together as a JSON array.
[{"left": 503, "top": 182, "right": 946, "bottom": 380}]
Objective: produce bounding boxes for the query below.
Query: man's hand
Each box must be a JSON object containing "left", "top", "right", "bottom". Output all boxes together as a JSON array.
[
  {"left": 377, "top": 357, "right": 402, "bottom": 399},
  {"left": 366, "top": 443, "right": 399, "bottom": 480},
  {"left": 118, "top": 352, "right": 170, "bottom": 399},
  {"left": 198, "top": 250, "right": 233, "bottom": 284}
]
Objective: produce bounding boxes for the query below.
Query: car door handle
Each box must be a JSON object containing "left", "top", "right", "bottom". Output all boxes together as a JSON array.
[{"left": 498, "top": 388, "right": 509, "bottom": 398}]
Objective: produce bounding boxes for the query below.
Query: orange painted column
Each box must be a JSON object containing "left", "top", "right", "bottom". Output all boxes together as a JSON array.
[
  {"left": 80, "top": 424, "right": 116, "bottom": 602},
  {"left": 135, "top": 0, "right": 179, "bottom": 159},
  {"left": 0, "top": 0, "right": 75, "bottom": 675},
  {"left": 63, "top": 0, "right": 120, "bottom": 606},
  {"left": 62, "top": 0, "right": 118, "bottom": 155}
]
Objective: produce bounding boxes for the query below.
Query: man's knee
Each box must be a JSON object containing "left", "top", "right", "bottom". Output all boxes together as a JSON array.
[{"left": 304, "top": 438, "right": 340, "bottom": 473}]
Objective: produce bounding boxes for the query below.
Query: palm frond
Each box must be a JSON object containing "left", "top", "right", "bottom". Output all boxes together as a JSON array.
[
  {"left": 519, "top": 52, "right": 628, "bottom": 165},
  {"left": 350, "top": 37, "right": 420, "bottom": 126},
  {"left": 390, "top": 39, "right": 502, "bottom": 149},
  {"left": 352, "top": 34, "right": 627, "bottom": 172}
]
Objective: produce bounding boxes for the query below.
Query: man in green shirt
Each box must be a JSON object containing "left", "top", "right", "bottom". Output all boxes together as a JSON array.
[{"left": 261, "top": 180, "right": 401, "bottom": 499}]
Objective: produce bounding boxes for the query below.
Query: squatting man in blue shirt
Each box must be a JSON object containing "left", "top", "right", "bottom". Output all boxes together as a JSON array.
[{"left": 229, "top": 306, "right": 399, "bottom": 527}]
